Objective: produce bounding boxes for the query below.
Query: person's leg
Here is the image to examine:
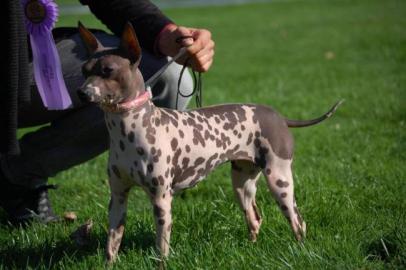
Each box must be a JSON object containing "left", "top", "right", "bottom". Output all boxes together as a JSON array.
[
  {"left": 139, "top": 52, "right": 194, "bottom": 111},
  {"left": 0, "top": 31, "right": 193, "bottom": 222}
]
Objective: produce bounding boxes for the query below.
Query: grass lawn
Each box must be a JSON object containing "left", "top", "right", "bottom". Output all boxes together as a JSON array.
[{"left": 1, "top": 0, "right": 405, "bottom": 269}]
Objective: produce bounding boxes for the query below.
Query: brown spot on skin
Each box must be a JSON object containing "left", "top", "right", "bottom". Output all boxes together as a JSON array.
[
  {"left": 154, "top": 205, "right": 165, "bottom": 217},
  {"left": 119, "top": 140, "right": 125, "bottom": 151},
  {"left": 187, "top": 117, "right": 196, "bottom": 127},
  {"left": 152, "top": 177, "right": 158, "bottom": 186},
  {"left": 241, "top": 125, "right": 245, "bottom": 131},
  {"left": 166, "top": 126, "right": 169, "bottom": 133},
  {"left": 266, "top": 168, "right": 271, "bottom": 175},
  {"left": 179, "top": 130, "right": 184, "bottom": 138},
  {"left": 182, "top": 119, "right": 187, "bottom": 125},
  {"left": 194, "top": 157, "right": 205, "bottom": 166},
  {"left": 247, "top": 133, "right": 253, "bottom": 145},
  {"left": 167, "top": 223, "right": 172, "bottom": 232},
  {"left": 214, "top": 128, "right": 219, "bottom": 135},
  {"left": 167, "top": 155, "right": 171, "bottom": 164},
  {"left": 145, "top": 126, "right": 156, "bottom": 144},
  {"left": 136, "top": 147, "right": 144, "bottom": 155},
  {"left": 233, "top": 130, "right": 238, "bottom": 136},
  {"left": 185, "top": 145, "right": 191, "bottom": 153},
  {"left": 182, "top": 157, "right": 190, "bottom": 168},
  {"left": 151, "top": 147, "right": 156, "bottom": 155},
  {"left": 204, "top": 130, "right": 210, "bottom": 140},
  {"left": 158, "top": 176, "right": 165, "bottom": 185},
  {"left": 281, "top": 192, "right": 287, "bottom": 198},
  {"left": 128, "top": 131, "right": 135, "bottom": 143},
  {"left": 255, "top": 146, "right": 269, "bottom": 169},
  {"left": 111, "top": 165, "right": 121, "bottom": 179},
  {"left": 147, "top": 163, "right": 154, "bottom": 173},
  {"left": 281, "top": 205, "right": 288, "bottom": 211},
  {"left": 158, "top": 219, "right": 165, "bottom": 225},
  {"left": 120, "top": 121, "right": 126, "bottom": 136},
  {"left": 276, "top": 179, "right": 289, "bottom": 188},
  {"left": 192, "top": 129, "right": 206, "bottom": 147},
  {"left": 171, "top": 138, "right": 178, "bottom": 151}
]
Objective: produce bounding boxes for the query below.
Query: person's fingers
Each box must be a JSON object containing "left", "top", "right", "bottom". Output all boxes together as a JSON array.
[
  {"left": 185, "top": 29, "right": 212, "bottom": 55},
  {"left": 191, "top": 49, "right": 215, "bottom": 72},
  {"left": 174, "top": 26, "right": 194, "bottom": 47}
]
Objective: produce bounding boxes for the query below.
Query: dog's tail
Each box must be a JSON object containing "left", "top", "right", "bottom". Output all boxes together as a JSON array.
[{"left": 285, "top": 100, "right": 344, "bottom": 128}]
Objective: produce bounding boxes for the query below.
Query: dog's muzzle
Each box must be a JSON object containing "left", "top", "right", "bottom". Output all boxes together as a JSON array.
[{"left": 77, "top": 88, "right": 93, "bottom": 102}]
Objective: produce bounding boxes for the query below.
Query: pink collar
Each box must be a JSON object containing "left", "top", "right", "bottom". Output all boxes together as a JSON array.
[{"left": 101, "top": 91, "right": 152, "bottom": 113}]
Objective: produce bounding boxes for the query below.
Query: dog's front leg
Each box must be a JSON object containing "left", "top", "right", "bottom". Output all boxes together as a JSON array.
[
  {"left": 151, "top": 193, "right": 173, "bottom": 258},
  {"left": 106, "top": 177, "right": 131, "bottom": 264}
]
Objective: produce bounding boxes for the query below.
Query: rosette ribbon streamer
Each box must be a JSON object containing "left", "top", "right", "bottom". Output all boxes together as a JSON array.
[{"left": 22, "top": 0, "right": 72, "bottom": 110}]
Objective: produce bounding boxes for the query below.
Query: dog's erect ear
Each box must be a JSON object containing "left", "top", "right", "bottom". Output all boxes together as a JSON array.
[
  {"left": 78, "top": 21, "right": 101, "bottom": 55},
  {"left": 120, "top": 23, "right": 142, "bottom": 65}
]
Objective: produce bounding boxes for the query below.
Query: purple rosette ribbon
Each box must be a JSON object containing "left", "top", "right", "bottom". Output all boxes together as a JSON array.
[{"left": 22, "top": 0, "right": 72, "bottom": 110}]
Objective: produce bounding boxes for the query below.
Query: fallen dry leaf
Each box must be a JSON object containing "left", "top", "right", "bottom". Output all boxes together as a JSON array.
[
  {"left": 70, "top": 219, "right": 93, "bottom": 246},
  {"left": 325, "top": 51, "right": 336, "bottom": 60},
  {"left": 63, "top": 211, "right": 77, "bottom": 222}
]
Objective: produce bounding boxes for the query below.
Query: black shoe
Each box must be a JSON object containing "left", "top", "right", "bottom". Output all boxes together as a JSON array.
[{"left": 0, "top": 174, "right": 59, "bottom": 224}]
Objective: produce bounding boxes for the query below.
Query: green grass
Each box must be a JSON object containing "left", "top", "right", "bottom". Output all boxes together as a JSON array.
[{"left": 1, "top": 0, "right": 405, "bottom": 269}]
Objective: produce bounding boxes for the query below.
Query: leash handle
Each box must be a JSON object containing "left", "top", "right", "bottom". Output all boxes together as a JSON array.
[
  {"left": 145, "top": 47, "right": 188, "bottom": 88},
  {"left": 147, "top": 35, "right": 203, "bottom": 110}
]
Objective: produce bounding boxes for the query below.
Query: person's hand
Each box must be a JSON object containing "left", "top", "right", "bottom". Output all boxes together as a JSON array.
[{"left": 157, "top": 24, "right": 215, "bottom": 72}]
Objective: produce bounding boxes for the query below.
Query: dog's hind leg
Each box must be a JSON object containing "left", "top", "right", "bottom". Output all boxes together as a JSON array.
[
  {"left": 231, "top": 160, "right": 262, "bottom": 242},
  {"left": 106, "top": 176, "right": 131, "bottom": 264},
  {"left": 263, "top": 158, "right": 306, "bottom": 241}
]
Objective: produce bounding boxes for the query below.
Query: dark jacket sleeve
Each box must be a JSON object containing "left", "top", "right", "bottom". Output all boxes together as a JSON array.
[{"left": 79, "top": 0, "right": 173, "bottom": 53}]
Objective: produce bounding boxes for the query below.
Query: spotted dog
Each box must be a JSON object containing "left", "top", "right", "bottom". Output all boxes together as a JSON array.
[{"left": 77, "top": 22, "right": 342, "bottom": 263}]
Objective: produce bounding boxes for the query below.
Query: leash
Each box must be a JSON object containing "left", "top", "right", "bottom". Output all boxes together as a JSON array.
[{"left": 146, "top": 36, "right": 203, "bottom": 110}]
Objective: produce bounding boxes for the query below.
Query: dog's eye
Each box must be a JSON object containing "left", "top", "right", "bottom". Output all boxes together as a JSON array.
[{"left": 102, "top": 66, "right": 114, "bottom": 76}]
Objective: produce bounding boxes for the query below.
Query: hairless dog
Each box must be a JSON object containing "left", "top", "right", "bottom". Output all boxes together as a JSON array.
[{"left": 77, "top": 22, "right": 342, "bottom": 263}]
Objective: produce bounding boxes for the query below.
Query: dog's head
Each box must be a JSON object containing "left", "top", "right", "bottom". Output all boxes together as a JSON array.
[{"left": 77, "top": 22, "right": 144, "bottom": 108}]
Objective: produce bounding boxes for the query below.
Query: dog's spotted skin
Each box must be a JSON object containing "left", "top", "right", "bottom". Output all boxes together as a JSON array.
[{"left": 77, "top": 22, "right": 340, "bottom": 263}]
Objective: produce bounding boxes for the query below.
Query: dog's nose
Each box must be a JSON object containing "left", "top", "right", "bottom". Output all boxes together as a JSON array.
[{"left": 77, "top": 88, "right": 91, "bottom": 102}]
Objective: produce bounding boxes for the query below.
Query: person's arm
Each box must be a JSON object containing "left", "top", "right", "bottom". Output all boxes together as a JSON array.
[
  {"left": 79, "top": 0, "right": 172, "bottom": 54},
  {"left": 80, "top": 0, "right": 214, "bottom": 72}
]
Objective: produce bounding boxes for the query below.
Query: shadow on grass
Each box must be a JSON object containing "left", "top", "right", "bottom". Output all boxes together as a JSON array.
[
  {"left": 0, "top": 213, "right": 156, "bottom": 268},
  {"left": 365, "top": 230, "right": 406, "bottom": 269}
]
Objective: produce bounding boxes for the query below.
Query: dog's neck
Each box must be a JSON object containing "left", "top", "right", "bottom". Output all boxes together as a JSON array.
[
  {"left": 101, "top": 68, "right": 153, "bottom": 114},
  {"left": 101, "top": 90, "right": 152, "bottom": 113}
]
